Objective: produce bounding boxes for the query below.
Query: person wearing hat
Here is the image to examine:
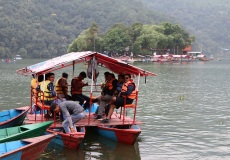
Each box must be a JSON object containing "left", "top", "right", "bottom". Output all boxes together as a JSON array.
[{"left": 71, "top": 71, "right": 89, "bottom": 109}]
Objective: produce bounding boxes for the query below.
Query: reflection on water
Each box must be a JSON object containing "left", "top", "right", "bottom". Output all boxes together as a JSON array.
[
  {"left": 39, "top": 129, "right": 141, "bottom": 160},
  {"left": 1, "top": 59, "right": 230, "bottom": 159}
]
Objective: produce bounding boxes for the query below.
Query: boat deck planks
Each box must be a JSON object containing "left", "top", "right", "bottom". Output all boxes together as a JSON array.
[{"left": 25, "top": 112, "right": 143, "bottom": 127}]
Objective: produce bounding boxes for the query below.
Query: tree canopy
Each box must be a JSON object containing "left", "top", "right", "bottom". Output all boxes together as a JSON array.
[
  {"left": 143, "top": 0, "right": 230, "bottom": 54},
  {"left": 69, "top": 22, "right": 194, "bottom": 55}
]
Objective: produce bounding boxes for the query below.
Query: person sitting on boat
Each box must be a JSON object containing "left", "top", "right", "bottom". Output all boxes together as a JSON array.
[
  {"left": 101, "top": 73, "right": 137, "bottom": 123},
  {"left": 104, "top": 74, "right": 125, "bottom": 116},
  {"left": 114, "top": 74, "right": 125, "bottom": 96},
  {"left": 92, "top": 71, "right": 110, "bottom": 113},
  {"left": 36, "top": 73, "right": 56, "bottom": 118},
  {"left": 50, "top": 101, "right": 85, "bottom": 133},
  {"left": 37, "top": 73, "right": 56, "bottom": 106},
  {"left": 94, "top": 72, "right": 118, "bottom": 119},
  {"left": 31, "top": 74, "right": 38, "bottom": 102},
  {"left": 71, "top": 71, "right": 90, "bottom": 110},
  {"left": 55, "top": 72, "right": 71, "bottom": 104}
]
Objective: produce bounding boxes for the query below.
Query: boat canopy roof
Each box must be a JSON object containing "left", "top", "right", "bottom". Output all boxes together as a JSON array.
[{"left": 16, "top": 51, "right": 156, "bottom": 77}]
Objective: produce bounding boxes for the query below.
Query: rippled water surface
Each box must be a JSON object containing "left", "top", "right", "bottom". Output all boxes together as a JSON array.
[{"left": 1, "top": 59, "right": 230, "bottom": 160}]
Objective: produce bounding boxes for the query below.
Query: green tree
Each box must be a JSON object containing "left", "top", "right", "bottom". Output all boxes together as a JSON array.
[
  {"left": 17, "top": 48, "right": 27, "bottom": 58},
  {"left": 68, "top": 23, "right": 101, "bottom": 52},
  {"left": 102, "top": 24, "right": 132, "bottom": 52}
]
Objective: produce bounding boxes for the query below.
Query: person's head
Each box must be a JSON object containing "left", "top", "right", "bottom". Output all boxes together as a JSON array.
[
  {"left": 104, "top": 72, "right": 110, "bottom": 81},
  {"left": 79, "top": 71, "right": 86, "bottom": 80},
  {"left": 50, "top": 103, "right": 60, "bottom": 114},
  {"left": 62, "top": 72, "right": 68, "bottom": 79},
  {"left": 38, "top": 75, "right": 44, "bottom": 82},
  {"left": 118, "top": 74, "right": 125, "bottom": 83},
  {"left": 111, "top": 73, "right": 115, "bottom": 79},
  {"left": 124, "top": 74, "right": 131, "bottom": 82},
  {"left": 47, "top": 73, "right": 55, "bottom": 82}
]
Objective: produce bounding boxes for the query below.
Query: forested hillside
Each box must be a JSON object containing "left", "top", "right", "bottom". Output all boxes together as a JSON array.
[
  {"left": 0, "top": 0, "right": 170, "bottom": 58},
  {"left": 143, "top": 0, "right": 230, "bottom": 54}
]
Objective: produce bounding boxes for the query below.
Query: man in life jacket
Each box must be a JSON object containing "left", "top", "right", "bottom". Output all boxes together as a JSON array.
[
  {"left": 55, "top": 72, "right": 70, "bottom": 104},
  {"left": 101, "top": 73, "right": 137, "bottom": 123},
  {"left": 71, "top": 71, "right": 90, "bottom": 109},
  {"left": 94, "top": 72, "right": 118, "bottom": 119},
  {"left": 37, "top": 72, "right": 56, "bottom": 106}
]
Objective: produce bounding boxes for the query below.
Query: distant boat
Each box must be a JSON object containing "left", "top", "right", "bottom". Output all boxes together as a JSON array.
[
  {"left": 0, "top": 121, "right": 53, "bottom": 143},
  {"left": 0, "top": 134, "right": 54, "bottom": 160},
  {"left": 14, "top": 55, "right": 22, "bottom": 60},
  {"left": 0, "top": 107, "right": 30, "bottom": 129},
  {"left": 210, "top": 55, "right": 214, "bottom": 60}
]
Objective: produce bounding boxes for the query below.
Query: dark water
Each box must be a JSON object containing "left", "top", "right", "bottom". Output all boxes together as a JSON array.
[{"left": 1, "top": 59, "right": 230, "bottom": 160}]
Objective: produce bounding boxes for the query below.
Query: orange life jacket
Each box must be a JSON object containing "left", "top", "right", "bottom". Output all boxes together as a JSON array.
[
  {"left": 121, "top": 80, "right": 137, "bottom": 100},
  {"left": 55, "top": 78, "right": 68, "bottom": 95},
  {"left": 105, "top": 78, "right": 115, "bottom": 90}
]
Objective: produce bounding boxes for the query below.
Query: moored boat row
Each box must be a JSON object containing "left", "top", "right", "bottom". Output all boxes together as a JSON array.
[{"left": 0, "top": 108, "right": 54, "bottom": 159}]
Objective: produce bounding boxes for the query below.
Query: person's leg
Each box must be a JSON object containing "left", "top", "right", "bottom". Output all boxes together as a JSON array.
[
  {"left": 101, "top": 97, "right": 124, "bottom": 123},
  {"left": 98, "top": 95, "right": 112, "bottom": 117},
  {"left": 73, "top": 94, "right": 85, "bottom": 106},
  {"left": 104, "top": 104, "right": 110, "bottom": 116},
  {"left": 72, "top": 112, "right": 85, "bottom": 123},
  {"left": 62, "top": 119, "right": 71, "bottom": 133},
  {"left": 62, "top": 112, "right": 85, "bottom": 133},
  {"left": 101, "top": 104, "right": 115, "bottom": 123},
  {"left": 107, "top": 104, "right": 116, "bottom": 119},
  {"left": 81, "top": 94, "right": 90, "bottom": 109},
  {"left": 110, "top": 96, "right": 116, "bottom": 104},
  {"left": 107, "top": 96, "right": 124, "bottom": 119},
  {"left": 44, "top": 100, "right": 54, "bottom": 117}
]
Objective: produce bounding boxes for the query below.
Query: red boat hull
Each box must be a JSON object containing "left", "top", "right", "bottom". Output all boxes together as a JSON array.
[
  {"left": 0, "top": 134, "right": 54, "bottom": 160},
  {"left": 46, "top": 127, "right": 85, "bottom": 149},
  {"left": 97, "top": 124, "right": 141, "bottom": 145}
]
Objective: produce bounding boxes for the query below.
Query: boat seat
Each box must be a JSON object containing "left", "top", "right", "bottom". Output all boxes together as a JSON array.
[
  {"left": 119, "top": 103, "right": 136, "bottom": 124},
  {"left": 6, "top": 127, "right": 21, "bottom": 136}
]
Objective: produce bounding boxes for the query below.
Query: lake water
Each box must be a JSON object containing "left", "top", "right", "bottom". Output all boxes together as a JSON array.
[{"left": 0, "top": 59, "right": 230, "bottom": 160}]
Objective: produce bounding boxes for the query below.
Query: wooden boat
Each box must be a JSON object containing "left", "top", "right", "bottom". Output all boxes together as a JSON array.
[
  {"left": 46, "top": 126, "right": 85, "bottom": 149},
  {"left": 0, "top": 134, "right": 54, "bottom": 160},
  {"left": 0, "top": 106, "right": 30, "bottom": 129},
  {"left": 0, "top": 121, "right": 53, "bottom": 143},
  {"left": 96, "top": 124, "right": 141, "bottom": 145},
  {"left": 16, "top": 51, "right": 156, "bottom": 145},
  {"left": 85, "top": 104, "right": 141, "bottom": 144}
]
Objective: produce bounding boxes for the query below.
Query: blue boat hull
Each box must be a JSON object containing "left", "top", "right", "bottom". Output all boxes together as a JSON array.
[{"left": 0, "top": 107, "right": 30, "bottom": 129}]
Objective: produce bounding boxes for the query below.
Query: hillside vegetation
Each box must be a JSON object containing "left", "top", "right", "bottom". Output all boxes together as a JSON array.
[
  {"left": 0, "top": 0, "right": 170, "bottom": 58},
  {"left": 143, "top": 0, "right": 230, "bottom": 54}
]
